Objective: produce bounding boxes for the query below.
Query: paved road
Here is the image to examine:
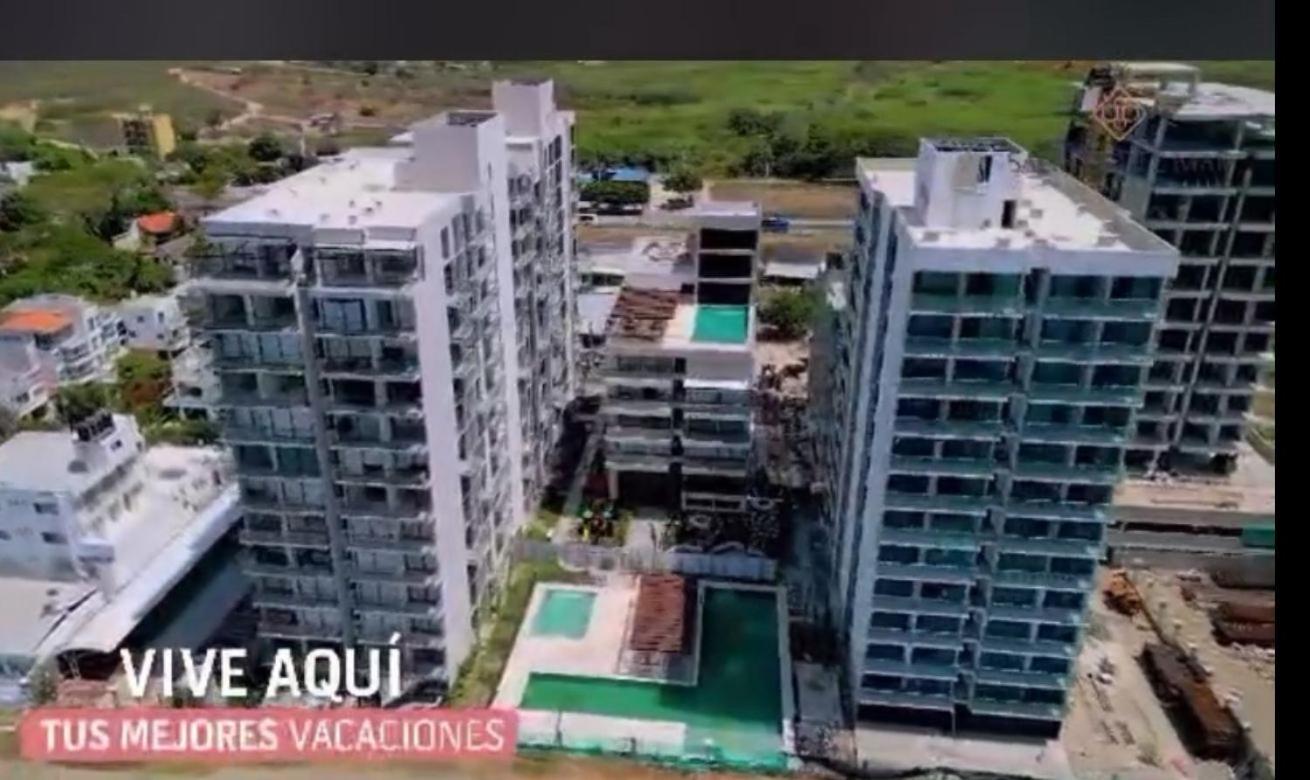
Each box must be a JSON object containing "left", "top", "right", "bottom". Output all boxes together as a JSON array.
[{"left": 587, "top": 213, "right": 851, "bottom": 232}]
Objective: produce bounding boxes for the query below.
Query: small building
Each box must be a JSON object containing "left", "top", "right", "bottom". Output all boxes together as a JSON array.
[
  {"left": 114, "top": 110, "right": 177, "bottom": 160},
  {"left": 116, "top": 293, "right": 190, "bottom": 357},
  {"left": 0, "top": 295, "right": 125, "bottom": 385},
  {"left": 598, "top": 202, "right": 760, "bottom": 515}
]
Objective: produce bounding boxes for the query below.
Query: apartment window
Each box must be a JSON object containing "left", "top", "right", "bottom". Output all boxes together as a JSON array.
[
  {"left": 870, "top": 611, "right": 910, "bottom": 630},
  {"left": 912, "top": 647, "right": 956, "bottom": 666},
  {"left": 984, "top": 620, "right": 1030, "bottom": 640},
  {"left": 977, "top": 156, "right": 993, "bottom": 183},
  {"left": 878, "top": 545, "right": 918, "bottom": 564},
  {"left": 867, "top": 643, "right": 904, "bottom": 662},
  {"left": 916, "top": 615, "right": 961, "bottom": 634},
  {"left": 913, "top": 272, "right": 957, "bottom": 296},
  {"left": 41, "top": 531, "right": 67, "bottom": 544},
  {"left": 1031, "top": 657, "right": 1071, "bottom": 675},
  {"left": 980, "top": 652, "right": 1025, "bottom": 671},
  {"left": 1037, "top": 624, "right": 1077, "bottom": 643},
  {"left": 991, "top": 586, "right": 1037, "bottom": 607},
  {"left": 874, "top": 579, "right": 914, "bottom": 597},
  {"left": 1044, "top": 590, "right": 1084, "bottom": 610},
  {"left": 33, "top": 502, "right": 58, "bottom": 515}
]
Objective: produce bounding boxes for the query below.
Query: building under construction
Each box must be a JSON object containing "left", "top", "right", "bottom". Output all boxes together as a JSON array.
[{"left": 1064, "top": 63, "right": 1275, "bottom": 474}]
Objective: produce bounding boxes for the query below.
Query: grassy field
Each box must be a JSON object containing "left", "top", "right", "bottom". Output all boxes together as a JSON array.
[
  {"left": 0, "top": 61, "right": 241, "bottom": 144},
  {"left": 1, "top": 61, "right": 1274, "bottom": 171},
  {"left": 710, "top": 179, "right": 858, "bottom": 219}
]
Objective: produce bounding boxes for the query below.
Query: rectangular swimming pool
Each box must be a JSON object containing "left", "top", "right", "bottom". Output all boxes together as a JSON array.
[
  {"left": 530, "top": 588, "right": 597, "bottom": 639},
  {"left": 521, "top": 587, "right": 784, "bottom": 766},
  {"left": 692, "top": 305, "right": 749, "bottom": 344}
]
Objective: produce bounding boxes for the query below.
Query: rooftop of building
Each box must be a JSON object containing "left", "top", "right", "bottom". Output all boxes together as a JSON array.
[
  {"left": 203, "top": 148, "right": 455, "bottom": 234},
  {"left": 0, "top": 415, "right": 143, "bottom": 495},
  {"left": 578, "top": 234, "right": 694, "bottom": 287},
  {"left": 135, "top": 211, "right": 178, "bottom": 235},
  {"left": 1090, "top": 62, "right": 1274, "bottom": 120},
  {"left": 605, "top": 287, "right": 754, "bottom": 351},
  {"left": 694, "top": 200, "right": 761, "bottom": 219},
  {"left": 857, "top": 153, "right": 1177, "bottom": 256},
  {"left": 0, "top": 308, "right": 72, "bottom": 335}
]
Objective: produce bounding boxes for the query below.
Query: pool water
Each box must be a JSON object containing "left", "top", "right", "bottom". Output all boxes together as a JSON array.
[
  {"left": 692, "top": 305, "right": 749, "bottom": 344},
  {"left": 521, "top": 587, "right": 783, "bottom": 766},
  {"left": 530, "top": 588, "right": 597, "bottom": 639}
]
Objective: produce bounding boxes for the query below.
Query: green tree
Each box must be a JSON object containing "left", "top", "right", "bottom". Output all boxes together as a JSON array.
[
  {"left": 27, "top": 659, "right": 61, "bottom": 705},
  {"left": 55, "top": 382, "right": 115, "bottom": 425},
  {"left": 248, "top": 133, "right": 284, "bottom": 163},
  {"left": 663, "top": 167, "right": 703, "bottom": 196},
  {"left": 116, "top": 350, "right": 172, "bottom": 420},
  {"left": 0, "top": 190, "right": 47, "bottom": 232},
  {"left": 580, "top": 180, "right": 649, "bottom": 206},
  {"left": 759, "top": 287, "right": 821, "bottom": 339}
]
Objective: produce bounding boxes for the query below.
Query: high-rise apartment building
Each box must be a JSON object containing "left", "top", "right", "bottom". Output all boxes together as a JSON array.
[
  {"left": 599, "top": 204, "right": 759, "bottom": 515},
  {"left": 812, "top": 139, "right": 1177, "bottom": 733},
  {"left": 188, "top": 80, "right": 575, "bottom": 688},
  {"left": 1064, "top": 62, "right": 1275, "bottom": 472}
]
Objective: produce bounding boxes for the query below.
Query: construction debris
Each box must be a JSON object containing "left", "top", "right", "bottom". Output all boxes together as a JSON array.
[
  {"left": 1104, "top": 570, "right": 1144, "bottom": 616},
  {"left": 1140, "top": 643, "right": 1240, "bottom": 761}
]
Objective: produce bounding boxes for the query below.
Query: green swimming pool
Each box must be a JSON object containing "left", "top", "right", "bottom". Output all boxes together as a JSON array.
[
  {"left": 521, "top": 587, "right": 784, "bottom": 767},
  {"left": 530, "top": 588, "right": 597, "bottom": 639},
  {"left": 692, "top": 305, "right": 750, "bottom": 344}
]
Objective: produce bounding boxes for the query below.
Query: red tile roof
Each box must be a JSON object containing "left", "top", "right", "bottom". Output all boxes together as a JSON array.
[
  {"left": 136, "top": 211, "right": 177, "bottom": 235},
  {"left": 0, "top": 309, "right": 73, "bottom": 334}
]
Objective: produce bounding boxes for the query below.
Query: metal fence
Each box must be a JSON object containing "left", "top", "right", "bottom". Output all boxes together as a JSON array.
[{"left": 513, "top": 538, "right": 776, "bottom": 582}]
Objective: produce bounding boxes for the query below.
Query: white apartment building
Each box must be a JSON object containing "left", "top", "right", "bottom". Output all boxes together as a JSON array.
[
  {"left": 117, "top": 293, "right": 191, "bottom": 356},
  {"left": 0, "top": 413, "right": 241, "bottom": 699},
  {"left": 0, "top": 294, "right": 125, "bottom": 385},
  {"left": 812, "top": 139, "right": 1178, "bottom": 733},
  {"left": 599, "top": 203, "right": 759, "bottom": 515},
  {"left": 0, "top": 339, "right": 54, "bottom": 417},
  {"left": 190, "top": 80, "right": 576, "bottom": 688},
  {"left": 392, "top": 79, "right": 577, "bottom": 514}
]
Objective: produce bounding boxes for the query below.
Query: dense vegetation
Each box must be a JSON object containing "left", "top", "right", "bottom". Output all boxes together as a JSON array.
[
  {"left": 759, "top": 286, "right": 823, "bottom": 339},
  {"left": 578, "top": 179, "right": 649, "bottom": 206}
]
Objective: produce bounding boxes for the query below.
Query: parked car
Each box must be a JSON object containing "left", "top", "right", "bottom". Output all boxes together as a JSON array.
[
  {"left": 762, "top": 213, "right": 791, "bottom": 232},
  {"left": 576, "top": 213, "right": 598, "bottom": 225}
]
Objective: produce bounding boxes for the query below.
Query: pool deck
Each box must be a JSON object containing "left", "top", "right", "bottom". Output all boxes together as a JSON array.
[
  {"left": 495, "top": 577, "right": 796, "bottom": 766},
  {"left": 494, "top": 581, "right": 636, "bottom": 709}
]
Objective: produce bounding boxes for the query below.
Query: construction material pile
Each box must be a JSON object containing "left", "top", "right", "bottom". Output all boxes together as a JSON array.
[
  {"left": 1103, "top": 570, "right": 1143, "bottom": 615},
  {"left": 1140, "top": 643, "right": 1240, "bottom": 761}
]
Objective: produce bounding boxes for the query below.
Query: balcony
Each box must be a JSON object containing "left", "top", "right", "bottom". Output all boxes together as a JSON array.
[
  {"left": 893, "top": 419, "right": 1005, "bottom": 440},
  {"left": 865, "top": 628, "right": 963, "bottom": 649},
  {"left": 878, "top": 528, "right": 980, "bottom": 551},
  {"left": 257, "top": 621, "right": 337, "bottom": 641},
  {"left": 890, "top": 456, "right": 995, "bottom": 479},
  {"left": 862, "top": 658, "right": 959, "bottom": 681},
  {"left": 910, "top": 295, "right": 1024, "bottom": 317},
  {"left": 979, "top": 636, "right": 1078, "bottom": 658},
  {"left": 354, "top": 598, "right": 442, "bottom": 617},
  {"left": 990, "top": 568, "right": 1093, "bottom": 592},
  {"left": 1043, "top": 298, "right": 1160, "bottom": 321},
  {"left": 858, "top": 688, "right": 955, "bottom": 712},
  {"left": 1012, "top": 461, "right": 1120, "bottom": 485},
  {"left": 337, "top": 501, "right": 430, "bottom": 521},
  {"left": 252, "top": 591, "right": 339, "bottom": 611},
  {"left": 987, "top": 603, "right": 1083, "bottom": 625},
  {"left": 875, "top": 562, "right": 977, "bottom": 585},
  {"left": 320, "top": 356, "right": 420, "bottom": 381},
  {"left": 898, "top": 379, "right": 1013, "bottom": 402},
  {"left": 330, "top": 432, "right": 427, "bottom": 454},
  {"left": 883, "top": 493, "right": 993, "bottom": 516},
  {"left": 223, "top": 425, "right": 316, "bottom": 447},
  {"left": 346, "top": 533, "right": 437, "bottom": 553},
  {"left": 903, "top": 338, "right": 1016, "bottom": 359},
  {"left": 335, "top": 467, "right": 431, "bottom": 488},
  {"left": 1020, "top": 424, "right": 1128, "bottom": 446},
  {"left": 967, "top": 697, "right": 1063, "bottom": 722},
  {"left": 1026, "top": 384, "right": 1142, "bottom": 406},
  {"left": 1004, "top": 501, "right": 1106, "bottom": 523},
  {"left": 239, "top": 529, "right": 331, "bottom": 548},
  {"left": 869, "top": 596, "right": 969, "bottom": 617},
  {"left": 347, "top": 565, "right": 441, "bottom": 585}
]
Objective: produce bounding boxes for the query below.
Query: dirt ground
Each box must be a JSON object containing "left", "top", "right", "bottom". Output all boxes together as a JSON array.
[
  {"left": 1131, "top": 570, "right": 1275, "bottom": 769},
  {"left": 709, "top": 180, "right": 858, "bottom": 220},
  {"left": 1062, "top": 567, "right": 1273, "bottom": 780}
]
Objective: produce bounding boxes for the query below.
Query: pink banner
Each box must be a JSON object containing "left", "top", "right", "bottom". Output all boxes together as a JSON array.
[{"left": 19, "top": 707, "right": 517, "bottom": 763}]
